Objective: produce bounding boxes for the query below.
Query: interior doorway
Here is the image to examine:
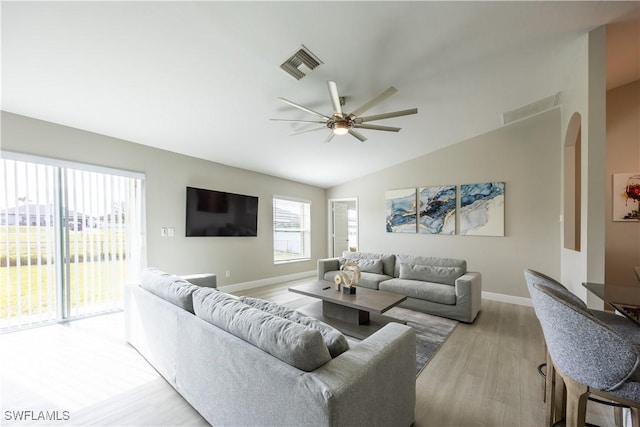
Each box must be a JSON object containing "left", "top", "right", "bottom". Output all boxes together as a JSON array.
[{"left": 328, "top": 198, "right": 358, "bottom": 258}]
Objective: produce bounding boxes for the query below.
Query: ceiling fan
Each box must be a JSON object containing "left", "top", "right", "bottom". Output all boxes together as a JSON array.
[{"left": 271, "top": 81, "right": 418, "bottom": 143}]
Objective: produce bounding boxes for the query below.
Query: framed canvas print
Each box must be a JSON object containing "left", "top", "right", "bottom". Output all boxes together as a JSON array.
[
  {"left": 613, "top": 172, "right": 640, "bottom": 221},
  {"left": 385, "top": 188, "right": 417, "bottom": 233},
  {"left": 418, "top": 185, "right": 456, "bottom": 234},
  {"left": 460, "top": 182, "right": 505, "bottom": 236}
]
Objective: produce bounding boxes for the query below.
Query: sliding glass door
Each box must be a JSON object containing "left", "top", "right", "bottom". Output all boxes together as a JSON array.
[
  {"left": 1, "top": 160, "right": 58, "bottom": 328},
  {"left": 1, "top": 154, "right": 145, "bottom": 331}
]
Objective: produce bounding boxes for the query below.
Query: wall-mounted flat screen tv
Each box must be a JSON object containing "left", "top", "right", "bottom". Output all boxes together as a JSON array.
[{"left": 185, "top": 187, "right": 258, "bottom": 237}]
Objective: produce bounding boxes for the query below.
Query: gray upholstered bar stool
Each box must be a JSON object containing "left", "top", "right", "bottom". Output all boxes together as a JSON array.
[
  {"left": 525, "top": 269, "right": 578, "bottom": 425},
  {"left": 524, "top": 269, "right": 640, "bottom": 426},
  {"left": 531, "top": 282, "right": 640, "bottom": 427},
  {"left": 524, "top": 269, "right": 640, "bottom": 342}
]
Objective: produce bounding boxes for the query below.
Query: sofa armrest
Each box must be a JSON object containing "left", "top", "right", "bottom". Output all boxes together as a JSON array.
[
  {"left": 181, "top": 273, "right": 217, "bottom": 288},
  {"left": 312, "top": 322, "right": 416, "bottom": 426},
  {"left": 454, "top": 272, "right": 482, "bottom": 322},
  {"left": 125, "top": 283, "right": 181, "bottom": 385},
  {"left": 317, "top": 257, "right": 340, "bottom": 280}
]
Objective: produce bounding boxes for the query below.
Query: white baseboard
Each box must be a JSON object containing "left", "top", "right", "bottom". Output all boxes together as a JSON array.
[
  {"left": 482, "top": 291, "right": 532, "bottom": 307},
  {"left": 218, "top": 270, "right": 316, "bottom": 293}
]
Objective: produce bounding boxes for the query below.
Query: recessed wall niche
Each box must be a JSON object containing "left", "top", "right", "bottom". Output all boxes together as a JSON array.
[{"left": 564, "top": 112, "right": 582, "bottom": 251}]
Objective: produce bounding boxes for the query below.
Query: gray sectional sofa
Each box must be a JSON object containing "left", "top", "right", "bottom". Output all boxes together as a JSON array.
[
  {"left": 125, "top": 268, "right": 417, "bottom": 427},
  {"left": 318, "top": 252, "right": 482, "bottom": 323}
]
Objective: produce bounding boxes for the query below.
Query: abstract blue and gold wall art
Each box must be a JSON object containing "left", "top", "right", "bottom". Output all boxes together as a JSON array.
[
  {"left": 385, "top": 188, "right": 417, "bottom": 233},
  {"left": 418, "top": 185, "right": 456, "bottom": 234},
  {"left": 460, "top": 182, "right": 505, "bottom": 236}
]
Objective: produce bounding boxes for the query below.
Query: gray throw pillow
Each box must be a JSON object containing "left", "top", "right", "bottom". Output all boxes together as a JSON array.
[
  {"left": 355, "top": 259, "right": 384, "bottom": 274},
  {"left": 239, "top": 296, "right": 349, "bottom": 358},
  {"left": 141, "top": 267, "right": 201, "bottom": 313},
  {"left": 339, "top": 258, "right": 384, "bottom": 274},
  {"left": 398, "top": 263, "right": 464, "bottom": 286},
  {"left": 193, "top": 288, "right": 332, "bottom": 372},
  {"left": 343, "top": 252, "right": 396, "bottom": 276}
]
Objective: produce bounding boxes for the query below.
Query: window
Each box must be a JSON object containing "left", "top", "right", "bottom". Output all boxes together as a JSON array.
[{"left": 273, "top": 197, "right": 310, "bottom": 263}]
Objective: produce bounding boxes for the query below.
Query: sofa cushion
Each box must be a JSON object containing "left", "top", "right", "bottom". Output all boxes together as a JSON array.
[
  {"left": 193, "top": 288, "right": 332, "bottom": 372},
  {"left": 398, "top": 263, "right": 464, "bottom": 286},
  {"left": 342, "top": 252, "right": 396, "bottom": 277},
  {"left": 380, "top": 278, "right": 457, "bottom": 305},
  {"left": 141, "top": 267, "right": 201, "bottom": 313},
  {"left": 239, "top": 296, "right": 349, "bottom": 358},
  {"left": 339, "top": 258, "right": 384, "bottom": 274},
  {"left": 322, "top": 271, "right": 392, "bottom": 290},
  {"left": 359, "top": 259, "right": 384, "bottom": 274},
  {"left": 394, "top": 255, "right": 466, "bottom": 278},
  {"left": 357, "top": 273, "right": 394, "bottom": 290}
]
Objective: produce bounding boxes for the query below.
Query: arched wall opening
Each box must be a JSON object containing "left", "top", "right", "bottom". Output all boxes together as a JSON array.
[{"left": 564, "top": 112, "right": 582, "bottom": 251}]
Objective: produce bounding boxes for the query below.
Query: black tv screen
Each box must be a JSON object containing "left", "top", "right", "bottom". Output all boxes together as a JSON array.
[{"left": 185, "top": 187, "right": 258, "bottom": 237}]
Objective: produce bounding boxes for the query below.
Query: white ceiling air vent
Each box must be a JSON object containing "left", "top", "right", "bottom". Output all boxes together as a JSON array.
[
  {"left": 280, "top": 45, "right": 323, "bottom": 80},
  {"left": 502, "top": 92, "right": 562, "bottom": 125}
]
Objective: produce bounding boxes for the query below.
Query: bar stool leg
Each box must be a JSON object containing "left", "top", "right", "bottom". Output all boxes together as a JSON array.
[
  {"left": 563, "top": 375, "right": 589, "bottom": 427},
  {"left": 545, "top": 351, "right": 555, "bottom": 425},
  {"left": 631, "top": 407, "right": 640, "bottom": 427},
  {"left": 614, "top": 407, "right": 623, "bottom": 427},
  {"left": 555, "top": 375, "right": 566, "bottom": 425},
  {"left": 543, "top": 341, "right": 548, "bottom": 403}
]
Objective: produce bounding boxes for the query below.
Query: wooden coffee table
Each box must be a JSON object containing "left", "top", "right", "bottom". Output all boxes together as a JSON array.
[{"left": 289, "top": 280, "right": 407, "bottom": 339}]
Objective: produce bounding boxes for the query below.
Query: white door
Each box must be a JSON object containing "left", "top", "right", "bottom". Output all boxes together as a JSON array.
[{"left": 332, "top": 202, "right": 349, "bottom": 257}]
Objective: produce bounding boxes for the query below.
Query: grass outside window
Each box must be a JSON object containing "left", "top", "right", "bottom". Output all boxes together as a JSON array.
[{"left": 2, "top": 225, "right": 128, "bottom": 324}]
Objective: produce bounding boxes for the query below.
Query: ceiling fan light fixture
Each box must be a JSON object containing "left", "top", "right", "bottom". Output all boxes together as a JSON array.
[
  {"left": 333, "top": 121, "right": 349, "bottom": 135},
  {"left": 272, "top": 80, "right": 417, "bottom": 143}
]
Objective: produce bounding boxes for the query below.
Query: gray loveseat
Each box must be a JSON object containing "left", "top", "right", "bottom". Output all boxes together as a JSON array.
[
  {"left": 125, "top": 268, "right": 416, "bottom": 426},
  {"left": 318, "top": 252, "right": 482, "bottom": 323}
]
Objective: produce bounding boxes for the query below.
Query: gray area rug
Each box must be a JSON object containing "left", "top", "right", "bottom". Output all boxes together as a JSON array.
[{"left": 383, "top": 307, "right": 458, "bottom": 376}]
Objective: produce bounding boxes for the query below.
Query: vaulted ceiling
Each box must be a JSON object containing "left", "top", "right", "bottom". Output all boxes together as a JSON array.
[{"left": 2, "top": 1, "right": 638, "bottom": 188}]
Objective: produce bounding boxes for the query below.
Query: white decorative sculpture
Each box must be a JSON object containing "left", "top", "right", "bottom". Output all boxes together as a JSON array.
[{"left": 334, "top": 261, "right": 360, "bottom": 294}]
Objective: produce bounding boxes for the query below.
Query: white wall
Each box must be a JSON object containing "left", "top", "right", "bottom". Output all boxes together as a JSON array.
[
  {"left": 560, "top": 27, "right": 607, "bottom": 307},
  {"left": 559, "top": 33, "right": 589, "bottom": 301},
  {"left": 1, "top": 111, "right": 327, "bottom": 287},
  {"left": 606, "top": 80, "right": 640, "bottom": 286},
  {"left": 327, "top": 109, "right": 561, "bottom": 300},
  {"left": 586, "top": 27, "right": 608, "bottom": 298}
]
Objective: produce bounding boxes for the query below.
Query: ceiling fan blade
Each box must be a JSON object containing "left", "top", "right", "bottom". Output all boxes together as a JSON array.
[
  {"left": 327, "top": 81, "right": 343, "bottom": 118},
  {"left": 359, "top": 108, "right": 418, "bottom": 123},
  {"left": 278, "top": 97, "right": 331, "bottom": 120},
  {"left": 324, "top": 132, "right": 335, "bottom": 143},
  {"left": 348, "top": 129, "right": 367, "bottom": 142},
  {"left": 290, "top": 126, "right": 329, "bottom": 136},
  {"left": 270, "top": 118, "right": 326, "bottom": 124},
  {"left": 354, "top": 124, "right": 401, "bottom": 132},
  {"left": 349, "top": 86, "right": 398, "bottom": 118}
]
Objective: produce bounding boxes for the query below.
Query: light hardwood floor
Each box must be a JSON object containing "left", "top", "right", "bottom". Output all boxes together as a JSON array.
[{"left": 1, "top": 278, "right": 618, "bottom": 426}]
